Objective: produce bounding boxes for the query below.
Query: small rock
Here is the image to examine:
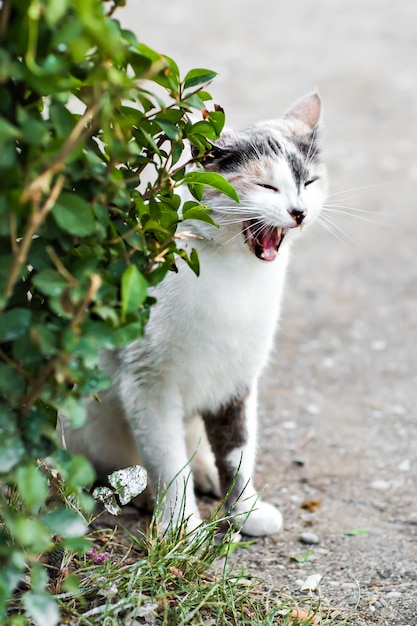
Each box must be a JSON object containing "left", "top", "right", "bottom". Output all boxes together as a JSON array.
[
  {"left": 370, "top": 479, "right": 391, "bottom": 491},
  {"left": 346, "top": 595, "right": 358, "bottom": 605},
  {"left": 398, "top": 459, "right": 410, "bottom": 472},
  {"left": 407, "top": 512, "right": 417, "bottom": 525},
  {"left": 340, "top": 582, "right": 357, "bottom": 591},
  {"left": 370, "top": 339, "right": 387, "bottom": 351},
  {"left": 386, "top": 591, "right": 402, "bottom": 599},
  {"left": 292, "top": 457, "right": 305, "bottom": 466},
  {"left": 299, "top": 531, "right": 320, "bottom": 545},
  {"left": 299, "top": 573, "right": 322, "bottom": 591}
]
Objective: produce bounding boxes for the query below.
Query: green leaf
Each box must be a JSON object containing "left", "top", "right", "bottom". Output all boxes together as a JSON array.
[
  {"left": 188, "top": 248, "right": 200, "bottom": 276},
  {"left": 0, "top": 118, "right": 21, "bottom": 143},
  {"left": 15, "top": 464, "right": 49, "bottom": 514},
  {"left": 43, "top": 507, "right": 87, "bottom": 538},
  {"left": 182, "top": 171, "right": 239, "bottom": 203},
  {"left": 32, "top": 269, "right": 69, "bottom": 296},
  {"left": 0, "top": 308, "right": 32, "bottom": 342},
  {"left": 154, "top": 118, "right": 182, "bottom": 141},
  {"left": 49, "top": 102, "right": 75, "bottom": 139},
  {"left": 30, "top": 562, "right": 48, "bottom": 593},
  {"left": 345, "top": 528, "right": 370, "bottom": 536},
  {"left": 290, "top": 548, "right": 314, "bottom": 563},
  {"left": 59, "top": 396, "right": 87, "bottom": 428},
  {"left": 113, "top": 321, "right": 143, "bottom": 345},
  {"left": 121, "top": 265, "right": 148, "bottom": 319},
  {"left": 52, "top": 192, "right": 95, "bottom": 237},
  {"left": 11, "top": 517, "right": 51, "bottom": 551},
  {"left": 184, "top": 68, "right": 217, "bottom": 90},
  {"left": 0, "top": 362, "right": 26, "bottom": 406},
  {"left": 65, "top": 455, "right": 95, "bottom": 491},
  {"left": 23, "top": 591, "right": 59, "bottom": 626},
  {"left": 61, "top": 573, "right": 82, "bottom": 596},
  {"left": 188, "top": 120, "right": 219, "bottom": 140},
  {"left": 182, "top": 202, "right": 218, "bottom": 227},
  {"left": 0, "top": 404, "right": 25, "bottom": 472},
  {"left": 30, "top": 325, "right": 59, "bottom": 356},
  {"left": 45, "top": 0, "right": 68, "bottom": 25}
]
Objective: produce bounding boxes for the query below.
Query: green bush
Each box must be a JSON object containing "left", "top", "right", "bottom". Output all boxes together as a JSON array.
[{"left": 0, "top": 0, "right": 231, "bottom": 622}]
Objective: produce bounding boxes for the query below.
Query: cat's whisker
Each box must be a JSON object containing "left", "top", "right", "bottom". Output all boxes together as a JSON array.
[
  {"left": 316, "top": 213, "right": 355, "bottom": 247},
  {"left": 322, "top": 206, "right": 389, "bottom": 226},
  {"left": 220, "top": 218, "right": 266, "bottom": 249},
  {"left": 326, "top": 183, "right": 387, "bottom": 199},
  {"left": 324, "top": 203, "right": 383, "bottom": 214}
]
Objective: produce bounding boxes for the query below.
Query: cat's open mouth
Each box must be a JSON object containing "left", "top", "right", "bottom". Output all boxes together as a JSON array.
[{"left": 243, "top": 220, "right": 288, "bottom": 262}]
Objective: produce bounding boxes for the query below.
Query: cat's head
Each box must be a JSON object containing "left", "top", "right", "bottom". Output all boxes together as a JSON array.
[{"left": 195, "top": 92, "right": 327, "bottom": 261}]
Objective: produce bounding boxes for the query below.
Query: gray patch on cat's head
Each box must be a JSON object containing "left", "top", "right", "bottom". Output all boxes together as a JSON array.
[{"left": 201, "top": 124, "right": 319, "bottom": 189}]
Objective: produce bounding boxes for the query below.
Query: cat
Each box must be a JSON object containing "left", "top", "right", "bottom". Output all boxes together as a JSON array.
[{"left": 60, "top": 92, "right": 327, "bottom": 537}]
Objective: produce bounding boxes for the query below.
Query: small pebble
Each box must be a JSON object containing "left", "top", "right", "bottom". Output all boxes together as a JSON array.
[
  {"left": 346, "top": 595, "right": 358, "bottom": 605},
  {"left": 292, "top": 457, "right": 305, "bottom": 467},
  {"left": 386, "top": 591, "right": 402, "bottom": 599},
  {"left": 299, "top": 531, "right": 320, "bottom": 545},
  {"left": 407, "top": 512, "right": 417, "bottom": 525},
  {"left": 370, "top": 339, "right": 387, "bottom": 351},
  {"left": 370, "top": 479, "right": 391, "bottom": 491},
  {"left": 300, "top": 573, "right": 322, "bottom": 591},
  {"left": 340, "top": 582, "right": 357, "bottom": 591},
  {"left": 398, "top": 459, "right": 410, "bottom": 472}
]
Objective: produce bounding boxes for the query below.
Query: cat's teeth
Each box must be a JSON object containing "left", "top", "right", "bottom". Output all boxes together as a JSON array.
[{"left": 276, "top": 227, "right": 282, "bottom": 237}]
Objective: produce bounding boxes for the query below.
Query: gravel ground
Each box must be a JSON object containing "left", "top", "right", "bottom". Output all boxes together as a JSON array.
[{"left": 118, "top": 2, "right": 417, "bottom": 623}]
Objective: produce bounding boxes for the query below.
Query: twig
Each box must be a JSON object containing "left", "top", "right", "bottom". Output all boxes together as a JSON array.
[
  {"left": 4, "top": 175, "right": 65, "bottom": 304},
  {"left": 23, "top": 359, "right": 56, "bottom": 415},
  {"left": 298, "top": 431, "right": 316, "bottom": 449},
  {"left": 71, "top": 273, "right": 102, "bottom": 330},
  {"left": 46, "top": 246, "right": 79, "bottom": 286},
  {"left": 0, "top": 347, "right": 33, "bottom": 380},
  {"left": 0, "top": 0, "right": 11, "bottom": 43},
  {"left": 22, "top": 102, "right": 99, "bottom": 204}
]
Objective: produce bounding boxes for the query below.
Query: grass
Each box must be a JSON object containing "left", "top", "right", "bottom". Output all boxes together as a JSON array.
[
  {"left": 3, "top": 465, "right": 360, "bottom": 625},
  {"left": 48, "top": 499, "right": 357, "bottom": 626}
]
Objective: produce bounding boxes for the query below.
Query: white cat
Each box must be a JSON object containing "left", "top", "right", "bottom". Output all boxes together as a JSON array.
[{"left": 61, "top": 93, "right": 327, "bottom": 537}]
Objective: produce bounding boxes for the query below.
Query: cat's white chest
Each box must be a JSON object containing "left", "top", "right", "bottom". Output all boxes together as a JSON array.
[{"left": 145, "top": 244, "right": 290, "bottom": 416}]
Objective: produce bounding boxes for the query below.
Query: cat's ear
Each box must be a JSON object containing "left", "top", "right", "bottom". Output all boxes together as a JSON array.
[
  {"left": 284, "top": 92, "right": 322, "bottom": 130},
  {"left": 191, "top": 141, "right": 229, "bottom": 161},
  {"left": 191, "top": 129, "right": 236, "bottom": 168}
]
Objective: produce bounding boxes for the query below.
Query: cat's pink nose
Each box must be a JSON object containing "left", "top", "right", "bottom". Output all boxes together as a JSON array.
[{"left": 288, "top": 207, "right": 307, "bottom": 225}]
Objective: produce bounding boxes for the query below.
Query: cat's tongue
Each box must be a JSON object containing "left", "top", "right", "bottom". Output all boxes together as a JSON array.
[{"left": 243, "top": 221, "right": 287, "bottom": 261}]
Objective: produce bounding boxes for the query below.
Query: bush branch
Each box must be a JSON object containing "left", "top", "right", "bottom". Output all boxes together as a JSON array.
[{"left": 4, "top": 175, "right": 65, "bottom": 305}]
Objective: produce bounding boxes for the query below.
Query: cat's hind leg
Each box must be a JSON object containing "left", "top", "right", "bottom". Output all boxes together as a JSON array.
[
  {"left": 186, "top": 414, "right": 221, "bottom": 497},
  {"left": 202, "top": 384, "right": 282, "bottom": 537}
]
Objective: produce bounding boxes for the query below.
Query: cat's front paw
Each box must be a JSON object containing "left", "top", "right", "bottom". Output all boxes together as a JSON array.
[{"left": 234, "top": 501, "right": 283, "bottom": 537}]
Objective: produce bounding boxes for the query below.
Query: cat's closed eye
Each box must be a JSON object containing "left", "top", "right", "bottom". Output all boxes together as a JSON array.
[
  {"left": 304, "top": 176, "right": 319, "bottom": 188},
  {"left": 257, "top": 183, "right": 280, "bottom": 192}
]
